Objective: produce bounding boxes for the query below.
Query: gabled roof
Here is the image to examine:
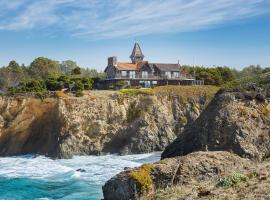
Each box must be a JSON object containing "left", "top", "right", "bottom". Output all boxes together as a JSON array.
[
  {"left": 115, "top": 61, "right": 147, "bottom": 71},
  {"left": 152, "top": 63, "right": 180, "bottom": 72}
]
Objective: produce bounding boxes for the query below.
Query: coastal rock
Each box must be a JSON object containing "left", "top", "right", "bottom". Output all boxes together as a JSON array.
[
  {"left": 102, "top": 151, "right": 252, "bottom": 200},
  {"left": 162, "top": 89, "right": 270, "bottom": 161},
  {"left": 0, "top": 87, "right": 214, "bottom": 158}
]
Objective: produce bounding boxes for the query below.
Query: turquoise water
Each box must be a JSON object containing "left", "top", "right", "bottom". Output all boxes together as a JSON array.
[{"left": 0, "top": 153, "right": 161, "bottom": 200}]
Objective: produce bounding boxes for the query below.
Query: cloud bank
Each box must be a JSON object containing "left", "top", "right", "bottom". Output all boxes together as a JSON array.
[{"left": 0, "top": 0, "right": 269, "bottom": 39}]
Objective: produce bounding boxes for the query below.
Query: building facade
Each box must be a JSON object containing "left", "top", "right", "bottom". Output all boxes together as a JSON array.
[{"left": 103, "top": 43, "right": 203, "bottom": 88}]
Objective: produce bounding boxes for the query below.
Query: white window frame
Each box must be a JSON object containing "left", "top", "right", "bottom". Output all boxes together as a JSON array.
[
  {"left": 129, "top": 71, "right": 136, "bottom": 79},
  {"left": 142, "top": 71, "right": 148, "bottom": 78},
  {"left": 172, "top": 72, "right": 179, "bottom": 78},
  {"left": 121, "top": 71, "right": 127, "bottom": 77},
  {"left": 165, "top": 71, "right": 171, "bottom": 78}
]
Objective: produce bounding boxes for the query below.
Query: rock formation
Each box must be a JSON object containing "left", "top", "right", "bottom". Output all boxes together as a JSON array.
[
  {"left": 103, "top": 82, "right": 270, "bottom": 200},
  {"left": 103, "top": 151, "right": 253, "bottom": 200},
  {"left": 0, "top": 87, "right": 214, "bottom": 158},
  {"left": 162, "top": 86, "right": 270, "bottom": 161}
]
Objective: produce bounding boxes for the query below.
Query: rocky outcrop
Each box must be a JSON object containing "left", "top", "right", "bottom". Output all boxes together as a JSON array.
[
  {"left": 155, "top": 157, "right": 270, "bottom": 200},
  {"left": 162, "top": 88, "right": 270, "bottom": 161},
  {"left": 0, "top": 87, "right": 213, "bottom": 158},
  {"left": 103, "top": 151, "right": 252, "bottom": 200},
  {"left": 102, "top": 83, "right": 270, "bottom": 200}
]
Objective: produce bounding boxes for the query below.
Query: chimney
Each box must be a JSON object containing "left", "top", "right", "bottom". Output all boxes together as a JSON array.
[{"left": 108, "top": 56, "right": 117, "bottom": 66}]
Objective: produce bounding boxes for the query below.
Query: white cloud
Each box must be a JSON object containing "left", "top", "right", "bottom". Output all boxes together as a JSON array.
[{"left": 0, "top": 0, "right": 269, "bottom": 39}]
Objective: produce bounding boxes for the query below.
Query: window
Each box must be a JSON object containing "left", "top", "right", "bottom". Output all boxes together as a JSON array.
[
  {"left": 152, "top": 81, "right": 157, "bottom": 85},
  {"left": 142, "top": 71, "right": 148, "bottom": 78},
  {"left": 121, "top": 71, "right": 127, "bottom": 77},
  {"left": 165, "top": 71, "right": 171, "bottom": 78},
  {"left": 172, "top": 72, "right": 179, "bottom": 78},
  {"left": 129, "top": 71, "right": 136, "bottom": 79}
]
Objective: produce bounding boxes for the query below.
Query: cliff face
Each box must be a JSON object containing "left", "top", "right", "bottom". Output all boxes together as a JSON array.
[
  {"left": 102, "top": 83, "right": 270, "bottom": 200},
  {"left": 0, "top": 88, "right": 213, "bottom": 158},
  {"left": 162, "top": 87, "right": 270, "bottom": 161}
]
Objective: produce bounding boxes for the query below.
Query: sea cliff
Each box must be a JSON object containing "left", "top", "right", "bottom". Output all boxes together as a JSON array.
[
  {"left": 103, "top": 82, "right": 270, "bottom": 200},
  {"left": 0, "top": 86, "right": 217, "bottom": 158}
]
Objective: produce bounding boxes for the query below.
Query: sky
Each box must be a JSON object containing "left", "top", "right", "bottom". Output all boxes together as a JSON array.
[{"left": 0, "top": 0, "right": 270, "bottom": 71}]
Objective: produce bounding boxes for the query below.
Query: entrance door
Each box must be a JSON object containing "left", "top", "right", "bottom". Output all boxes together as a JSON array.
[{"left": 145, "top": 81, "right": 151, "bottom": 88}]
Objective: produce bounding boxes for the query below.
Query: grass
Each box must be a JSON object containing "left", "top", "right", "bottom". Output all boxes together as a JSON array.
[
  {"left": 120, "top": 86, "right": 220, "bottom": 102},
  {"left": 120, "top": 88, "right": 154, "bottom": 96}
]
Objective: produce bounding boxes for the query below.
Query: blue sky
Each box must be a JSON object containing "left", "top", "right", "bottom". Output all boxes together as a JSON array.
[{"left": 0, "top": 0, "right": 270, "bottom": 71}]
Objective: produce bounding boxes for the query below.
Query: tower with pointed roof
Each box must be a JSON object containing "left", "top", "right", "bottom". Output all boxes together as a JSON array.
[{"left": 130, "top": 42, "right": 144, "bottom": 64}]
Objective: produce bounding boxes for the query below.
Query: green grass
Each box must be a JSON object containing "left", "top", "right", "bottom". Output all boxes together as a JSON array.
[{"left": 120, "top": 86, "right": 220, "bottom": 101}]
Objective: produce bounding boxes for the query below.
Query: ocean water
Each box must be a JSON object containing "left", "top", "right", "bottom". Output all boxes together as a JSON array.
[{"left": 0, "top": 153, "right": 161, "bottom": 200}]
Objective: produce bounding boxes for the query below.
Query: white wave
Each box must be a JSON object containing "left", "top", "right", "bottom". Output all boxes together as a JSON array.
[{"left": 0, "top": 152, "right": 161, "bottom": 185}]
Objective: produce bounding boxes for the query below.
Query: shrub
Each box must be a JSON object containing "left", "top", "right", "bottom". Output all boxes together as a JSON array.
[
  {"left": 56, "top": 91, "right": 67, "bottom": 98},
  {"left": 129, "top": 164, "right": 154, "bottom": 193},
  {"left": 216, "top": 173, "right": 248, "bottom": 188},
  {"left": 45, "top": 78, "right": 64, "bottom": 91},
  {"left": 120, "top": 88, "right": 154, "bottom": 96},
  {"left": 81, "top": 77, "right": 94, "bottom": 90},
  {"left": 179, "top": 116, "right": 188, "bottom": 126}
]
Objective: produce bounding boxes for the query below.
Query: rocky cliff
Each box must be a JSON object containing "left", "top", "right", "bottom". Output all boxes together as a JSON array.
[
  {"left": 162, "top": 84, "right": 270, "bottom": 161},
  {"left": 0, "top": 86, "right": 217, "bottom": 158},
  {"left": 103, "top": 83, "right": 270, "bottom": 200}
]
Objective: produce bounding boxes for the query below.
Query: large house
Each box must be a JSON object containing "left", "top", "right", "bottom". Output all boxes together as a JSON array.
[{"left": 103, "top": 43, "right": 203, "bottom": 88}]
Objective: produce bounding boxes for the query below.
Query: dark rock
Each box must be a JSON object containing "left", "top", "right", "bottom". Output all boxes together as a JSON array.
[
  {"left": 76, "top": 168, "right": 86, "bottom": 172},
  {"left": 162, "top": 90, "right": 270, "bottom": 161}
]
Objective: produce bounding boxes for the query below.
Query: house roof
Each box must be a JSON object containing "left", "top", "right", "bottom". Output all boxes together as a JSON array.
[
  {"left": 130, "top": 42, "right": 144, "bottom": 59},
  {"left": 115, "top": 61, "right": 147, "bottom": 71},
  {"left": 152, "top": 63, "right": 180, "bottom": 72}
]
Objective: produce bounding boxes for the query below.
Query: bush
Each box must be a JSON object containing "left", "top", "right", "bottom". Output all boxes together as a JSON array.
[
  {"left": 179, "top": 116, "right": 188, "bottom": 126},
  {"left": 120, "top": 88, "right": 154, "bottom": 96},
  {"left": 129, "top": 164, "right": 154, "bottom": 193},
  {"left": 216, "top": 173, "right": 248, "bottom": 188},
  {"left": 81, "top": 77, "right": 94, "bottom": 90},
  {"left": 45, "top": 78, "right": 64, "bottom": 91}
]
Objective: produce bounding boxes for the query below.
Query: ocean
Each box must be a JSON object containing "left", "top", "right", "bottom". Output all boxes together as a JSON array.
[{"left": 0, "top": 153, "right": 161, "bottom": 200}]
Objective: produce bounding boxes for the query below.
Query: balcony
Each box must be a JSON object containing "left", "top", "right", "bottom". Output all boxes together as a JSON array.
[{"left": 109, "top": 73, "right": 195, "bottom": 80}]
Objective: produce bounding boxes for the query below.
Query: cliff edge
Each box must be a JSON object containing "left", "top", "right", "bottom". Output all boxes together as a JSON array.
[{"left": 0, "top": 86, "right": 217, "bottom": 158}]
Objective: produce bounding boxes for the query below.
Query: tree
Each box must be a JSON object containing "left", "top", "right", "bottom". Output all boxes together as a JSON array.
[
  {"left": 72, "top": 67, "right": 82, "bottom": 75},
  {"left": 7, "top": 60, "right": 21, "bottom": 72},
  {"left": 60, "top": 60, "right": 78, "bottom": 75},
  {"left": 29, "top": 57, "right": 61, "bottom": 80}
]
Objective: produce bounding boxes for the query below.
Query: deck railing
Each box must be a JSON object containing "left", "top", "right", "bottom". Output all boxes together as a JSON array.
[{"left": 112, "top": 74, "right": 195, "bottom": 80}]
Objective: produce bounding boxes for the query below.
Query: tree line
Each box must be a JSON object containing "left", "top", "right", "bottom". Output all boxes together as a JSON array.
[
  {"left": 0, "top": 57, "right": 105, "bottom": 95},
  {"left": 181, "top": 64, "right": 270, "bottom": 86}
]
